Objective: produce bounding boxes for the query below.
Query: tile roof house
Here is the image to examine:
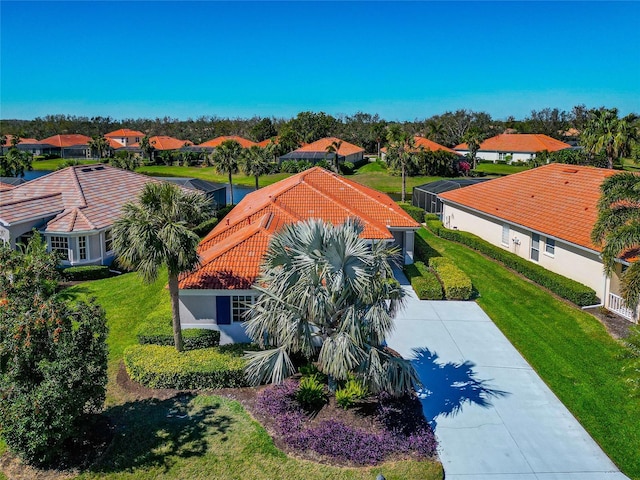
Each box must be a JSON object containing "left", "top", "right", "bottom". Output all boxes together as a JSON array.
[
  {"left": 38, "top": 134, "right": 93, "bottom": 158},
  {"left": 381, "top": 136, "right": 460, "bottom": 159},
  {"left": 178, "top": 166, "right": 420, "bottom": 343},
  {"left": 454, "top": 133, "right": 572, "bottom": 164},
  {"left": 0, "top": 164, "right": 165, "bottom": 266},
  {"left": 199, "top": 136, "right": 257, "bottom": 149},
  {"left": 438, "top": 163, "right": 636, "bottom": 322},
  {"left": 279, "top": 137, "right": 365, "bottom": 164},
  {"left": 105, "top": 128, "right": 145, "bottom": 148},
  {"left": 143, "top": 135, "right": 193, "bottom": 151}
]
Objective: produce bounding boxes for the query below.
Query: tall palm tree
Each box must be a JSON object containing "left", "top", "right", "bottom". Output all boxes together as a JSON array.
[
  {"left": 592, "top": 172, "right": 640, "bottom": 308},
  {"left": 244, "top": 218, "right": 419, "bottom": 396},
  {"left": 242, "top": 145, "right": 272, "bottom": 189},
  {"left": 0, "top": 147, "right": 31, "bottom": 177},
  {"left": 88, "top": 135, "right": 110, "bottom": 160},
  {"left": 386, "top": 126, "right": 415, "bottom": 203},
  {"left": 582, "top": 108, "right": 639, "bottom": 169},
  {"left": 462, "top": 130, "right": 483, "bottom": 170},
  {"left": 325, "top": 140, "right": 343, "bottom": 172},
  {"left": 210, "top": 139, "right": 242, "bottom": 204},
  {"left": 139, "top": 135, "right": 155, "bottom": 164},
  {"left": 112, "top": 182, "right": 213, "bottom": 352}
]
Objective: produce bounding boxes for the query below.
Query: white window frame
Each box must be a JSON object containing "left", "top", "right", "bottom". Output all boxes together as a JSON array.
[
  {"left": 501, "top": 224, "right": 510, "bottom": 246},
  {"left": 104, "top": 229, "right": 114, "bottom": 252},
  {"left": 50, "top": 236, "right": 69, "bottom": 260},
  {"left": 78, "top": 236, "right": 87, "bottom": 260},
  {"left": 531, "top": 233, "right": 540, "bottom": 262},
  {"left": 231, "top": 295, "right": 254, "bottom": 323},
  {"left": 544, "top": 237, "right": 555, "bottom": 257}
]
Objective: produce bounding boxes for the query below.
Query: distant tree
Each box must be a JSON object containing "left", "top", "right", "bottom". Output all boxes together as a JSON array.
[
  {"left": 110, "top": 151, "right": 141, "bottom": 171},
  {"left": 112, "top": 183, "right": 213, "bottom": 352},
  {"left": 158, "top": 150, "right": 175, "bottom": 166},
  {"left": 276, "top": 124, "right": 301, "bottom": 156},
  {"left": 250, "top": 118, "right": 277, "bottom": 142},
  {"left": 524, "top": 108, "right": 569, "bottom": 138},
  {"left": 209, "top": 139, "right": 242, "bottom": 204},
  {"left": 0, "top": 147, "right": 32, "bottom": 177},
  {"left": 582, "top": 108, "right": 639, "bottom": 169},
  {"left": 386, "top": 126, "right": 415, "bottom": 202},
  {"left": 426, "top": 121, "right": 446, "bottom": 145},
  {"left": 242, "top": 145, "right": 272, "bottom": 189},
  {"left": 428, "top": 110, "right": 494, "bottom": 147},
  {"left": 325, "top": 139, "right": 343, "bottom": 172},
  {"left": 288, "top": 111, "right": 340, "bottom": 143},
  {"left": 139, "top": 135, "right": 155, "bottom": 164},
  {"left": 370, "top": 122, "right": 387, "bottom": 158},
  {"left": 461, "top": 130, "right": 484, "bottom": 169},
  {"left": 88, "top": 135, "right": 110, "bottom": 160}
]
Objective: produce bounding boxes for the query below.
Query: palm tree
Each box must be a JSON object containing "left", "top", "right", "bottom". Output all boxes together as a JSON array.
[
  {"left": 462, "top": 130, "right": 483, "bottom": 170},
  {"left": 242, "top": 145, "right": 272, "bottom": 189},
  {"left": 582, "top": 108, "right": 639, "bottom": 169},
  {"left": 0, "top": 147, "right": 32, "bottom": 177},
  {"left": 112, "top": 182, "right": 213, "bottom": 351},
  {"left": 592, "top": 172, "right": 640, "bottom": 309},
  {"left": 325, "top": 140, "right": 343, "bottom": 172},
  {"left": 244, "top": 218, "right": 419, "bottom": 396},
  {"left": 386, "top": 126, "right": 415, "bottom": 203},
  {"left": 139, "top": 135, "right": 155, "bottom": 164},
  {"left": 210, "top": 139, "right": 242, "bottom": 204},
  {"left": 88, "top": 135, "right": 110, "bottom": 160}
]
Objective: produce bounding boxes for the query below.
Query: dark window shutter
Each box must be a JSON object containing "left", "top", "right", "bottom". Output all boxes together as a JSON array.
[{"left": 216, "top": 296, "right": 231, "bottom": 325}]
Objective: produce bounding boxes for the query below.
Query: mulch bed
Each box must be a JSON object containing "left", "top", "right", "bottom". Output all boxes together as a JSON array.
[{"left": 584, "top": 306, "right": 635, "bottom": 339}]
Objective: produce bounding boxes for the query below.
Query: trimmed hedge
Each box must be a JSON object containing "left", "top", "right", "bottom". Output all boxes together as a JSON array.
[
  {"left": 136, "top": 313, "right": 220, "bottom": 350},
  {"left": 123, "top": 344, "right": 248, "bottom": 389},
  {"left": 399, "top": 203, "right": 426, "bottom": 223},
  {"left": 428, "top": 257, "right": 473, "bottom": 300},
  {"left": 193, "top": 217, "right": 218, "bottom": 237},
  {"left": 61, "top": 265, "right": 111, "bottom": 281},
  {"left": 424, "top": 219, "right": 599, "bottom": 307},
  {"left": 403, "top": 262, "right": 443, "bottom": 300}
]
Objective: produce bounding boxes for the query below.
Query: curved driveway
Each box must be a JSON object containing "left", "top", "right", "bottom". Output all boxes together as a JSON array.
[{"left": 387, "top": 272, "right": 628, "bottom": 480}]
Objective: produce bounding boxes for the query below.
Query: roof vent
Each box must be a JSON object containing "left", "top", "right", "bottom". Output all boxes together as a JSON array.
[
  {"left": 562, "top": 168, "right": 578, "bottom": 174},
  {"left": 81, "top": 167, "right": 93, "bottom": 172},
  {"left": 95, "top": 166, "right": 105, "bottom": 170}
]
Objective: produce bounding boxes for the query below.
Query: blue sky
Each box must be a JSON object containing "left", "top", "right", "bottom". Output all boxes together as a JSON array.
[{"left": 1, "top": 1, "right": 639, "bottom": 121}]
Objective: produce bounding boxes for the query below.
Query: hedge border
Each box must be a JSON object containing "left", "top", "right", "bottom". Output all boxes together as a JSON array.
[{"left": 403, "top": 262, "right": 443, "bottom": 300}]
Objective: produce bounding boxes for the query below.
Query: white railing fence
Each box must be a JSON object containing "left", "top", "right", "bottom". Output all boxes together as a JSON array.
[{"left": 608, "top": 293, "right": 636, "bottom": 322}]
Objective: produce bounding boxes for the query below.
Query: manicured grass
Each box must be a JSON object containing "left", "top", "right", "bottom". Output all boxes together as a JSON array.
[
  {"left": 31, "top": 157, "right": 97, "bottom": 170},
  {"left": 418, "top": 227, "right": 640, "bottom": 479},
  {"left": 474, "top": 162, "right": 530, "bottom": 175},
  {"left": 135, "top": 165, "right": 290, "bottom": 188}
]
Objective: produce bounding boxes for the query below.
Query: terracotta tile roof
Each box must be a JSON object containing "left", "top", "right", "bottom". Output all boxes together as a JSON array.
[
  {"left": 0, "top": 165, "right": 165, "bottom": 233},
  {"left": 180, "top": 167, "right": 419, "bottom": 290},
  {"left": 106, "top": 138, "right": 125, "bottom": 149},
  {"left": 257, "top": 137, "right": 279, "bottom": 148},
  {"left": 0, "top": 182, "right": 15, "bottom": 191},
  {"left": 455, "top": 133, "right": 571, "bottom": 153},
  {"left": 293, "top": 137, "right": 364, "bottom": 156},
  {"left": 439, "top": 163, "right": 620, "bottom": 251},
  {"left": 39, "top": 134, "right": 92, "bottom": 148},
  {"left": 382, "top": 136, "right": 459, "bottom": 155},
  {"left": 105, "top": 129, "right": 145, "bottom": 138},
  {"left": 148, "top": 136, "right": 193, "bottom": 150},
  {"left": 2, "top": 135, "right": 39, "bottom": 146},
  {"left": 199, "top": 136, "right": 257, "bottom": 148}
]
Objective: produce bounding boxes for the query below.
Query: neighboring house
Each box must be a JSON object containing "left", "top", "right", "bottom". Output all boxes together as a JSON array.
[
  {"left": 199, "top": 136, "right": 257, "bottom": 149},
  {"left": 381, "top": 136, "right": 460, "bottom": 160},
  {"left": 454, "top": 133, "right": 571, "bottom": 163},
  {"left": 279, "top": 137, "right": 364, "bottom": 164},
  {"left": 132, "top": 135, "right": 193, "bottom": 151},
  {"left": 178, "top": 166, "right": 420, "bottom": 343},
  {"left": 1, "top": 135, "right": 49, "bottom": 156},
  {"left": 39, "top": 134, "right": 93, "bottom": 158},
  {"left": 0, "top": 164, "right": 165, "bottom": 265},
  {"left": 162, "top": 177, "right": 227, "bottom": 208},
  {"left": 257, "top": 137, "right": 279, "bottom": 148},
  {"left": 104, "top": 128, "right": 145, "bottom": 148},
  {"left": 438, "top": 163, "right": 637, "bottom": 322}
]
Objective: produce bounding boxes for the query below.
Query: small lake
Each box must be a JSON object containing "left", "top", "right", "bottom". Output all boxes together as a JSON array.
[{"left": 14, "top": 170, "right": 254, "bottom": 205}]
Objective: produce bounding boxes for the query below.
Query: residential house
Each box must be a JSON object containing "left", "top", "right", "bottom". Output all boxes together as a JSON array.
[
  {"left": 279, "top": 137, "right": 364, "bottom": 164},
  {"left": 438, "top": 163, "right": 636, "bottom": 322},
  {"left": 199, "top": 136, "right": 257, "bottom": 149},
  {"left": 39, "top": 134, "right": 93, "bottom": 158},
  {"left": 104, "top": 128, "right": 145, "bottom": 148},
  {"left": 1, "top": 135, "right": 52, "bottom": 156},
  {"left": 0, "top": 164, "right": 165, "bottom": 265},
  {"left": 162, "top": 177, "right": 227, "bottom": 208},
  {"left": 381, "top": 136, "right": 460, "bottom": 160},
  {"left": 454, "top": 133, "right": 571, "bottom": 163},
  {"left": 178, "top": 167, "right": 420, "bottom": 343},
  {"left": 143, "top": 135, "right": 193, "bottom": 151}
]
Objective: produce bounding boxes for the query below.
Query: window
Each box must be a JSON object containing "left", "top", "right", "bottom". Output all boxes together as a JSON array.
[
  {"left": 232, "top": 295, "right": 254, "bottom": 323},
  {"left": 501, "top": 224, "right": 510, "bottom": 246},
  {"left": 545, "top": 238, "right": 555, "bottom": 256},
  {"left": 531, "top": 233, "right": 540, "bottom": 262},
  {"left": 78, "top": 236, "right": 87, "bottom": 260},
  {"left": 104, "top": 229, "right": 113, "bottom": 252},
  {"left": 50, "top": 236, "right": 69, "bottom": 260}
]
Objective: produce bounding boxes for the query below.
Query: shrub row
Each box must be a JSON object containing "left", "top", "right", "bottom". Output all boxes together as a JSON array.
[
  {"left": 193, "top": 217, "right": 219, "bottom": 237},
  {"left": 428, "top": 257, "right": 473, "bottom": 300},
  {"left": 136, "top": 311, "right": 220, "bottom": 350},
  {"left": 399, "top": 203, "right": 426, "bottom": 223},
  {"left": 403, "top": 262, "right": 443, "bottom": 300},
  {"left": 61, "top": 265, "right": 111, "bottom": 281},
  {"left": 123, "top": 344, "right": 248, "bottom": 389},
  {"left": 425, "top": 218, "right": 599, "bottom": 306}
]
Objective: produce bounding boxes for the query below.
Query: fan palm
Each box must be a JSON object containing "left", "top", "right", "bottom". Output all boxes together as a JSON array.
[
  {"left": 325, "top": 140, "right": 343, "bottom": 172},
  {"left": 112, "top": 182, "right": 213, "bottom": 351},
  {"left": 88, "top": 135, "right": 110, "bottom": 160},
  {"left": 462, "top": 130, "right": 483, "bottom": 170},
  {"left": 244, "top": 218, "right": 419, "bottom": 396},
  {"left": 209, "top": 139, "right": 242, "bottom": 204},
  {"left": 592, "top": 172, "right": 640, "bottom": 308},
  {"left": 582, "top": 108, "right": 639, "bottom": 169},
  {"left": 386, "top": 127, "right": 415, "bottom": 203},
  {"left": 139, "top": 135, "right": 155, "bottom": 164},
  {"left": 242, "top": 145, "right": 272, "bottom": 189}
]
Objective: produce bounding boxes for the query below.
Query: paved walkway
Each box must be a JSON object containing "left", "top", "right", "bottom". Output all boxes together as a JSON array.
[{"left": 387, "top": 271, "right": 628, "bottom": 480}]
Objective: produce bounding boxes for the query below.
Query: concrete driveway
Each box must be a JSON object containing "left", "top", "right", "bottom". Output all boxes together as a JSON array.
[{"left": 387, "top": 271, "right": 628, "bottom": 479}]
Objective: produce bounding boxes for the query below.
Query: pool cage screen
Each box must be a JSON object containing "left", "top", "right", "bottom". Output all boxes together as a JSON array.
[{"left": 412, "top": 179, "right": 492, "bottom": 216}]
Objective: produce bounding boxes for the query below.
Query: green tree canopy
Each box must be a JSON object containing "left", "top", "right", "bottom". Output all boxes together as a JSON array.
[
  {"left": 582, "top": 108, "right": 639, "bottom": 169},
  {"left": 242, "top": 145, "right": 272, "bottom": 189}
]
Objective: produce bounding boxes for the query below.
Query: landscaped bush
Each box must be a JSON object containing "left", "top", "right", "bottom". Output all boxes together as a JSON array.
[
  {"left": 123, "top": 344, "right": 247, "bottom": 389},
  {"left": 61, "top": 265, "right": 112, "bottom": 281},
  {"left": 399, "top": 203, "right": 426, "bottom": 223},
  {"left": 335, "top": 377, "right": 368, "bottom": 409},
  {"left": 296, "top": 374, "right": 328, "bottom": 411},
  {"left": 425, "top": 219, "right": 599, "bottom": 306},
  {"left": 254, "top": 380, "right": 436, "bottom": 465},
  {"left": 193, "top": 217, "right": 218, "bottom": 237},
  {"left": 136, "top": 311, "right": 220, "bottom": 350},
  {"left": 414, "top": 230, "right": 440, "bottom": 262},
  {"left": 339, "top": 161, "right": 355, "bottom": 174},
  {"left": 428, "top": 257, "right": 473, "bottom": 300},
  {"left": 403, "top": 263, "right": 443, "bottom": 300}
]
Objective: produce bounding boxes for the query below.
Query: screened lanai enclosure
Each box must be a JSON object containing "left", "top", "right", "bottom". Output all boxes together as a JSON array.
[{"left": 412, "top": 178, "right": 492, "bottom": 216}]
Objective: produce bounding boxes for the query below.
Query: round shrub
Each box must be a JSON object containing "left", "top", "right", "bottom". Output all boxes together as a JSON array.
[{"left": 296, "top": 374, "right": 327, "bottom": 411}]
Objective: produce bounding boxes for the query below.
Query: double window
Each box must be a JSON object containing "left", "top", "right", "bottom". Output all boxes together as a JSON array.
[
  {"left": 50, "top": 236, "right": 69, "bottom": 260},
  {"left": 232, "top": 295, "right": 254, "bottom": 323}
]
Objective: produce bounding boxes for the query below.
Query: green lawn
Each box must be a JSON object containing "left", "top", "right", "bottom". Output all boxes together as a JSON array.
[
  {"left": 135, "top": 165, "right": 291, "bottom": 188},
  {"left": 418, "top": 227, "right": 640, "bottom": 479},
  {"left": 31, "top": 157, "right": 97, "bottom": 170},
  {"left": 474, "top": 162, "right": 530, "bottom": 175},
  {"left": 52, "top": 273, "right": 442, "bottom": 479}
]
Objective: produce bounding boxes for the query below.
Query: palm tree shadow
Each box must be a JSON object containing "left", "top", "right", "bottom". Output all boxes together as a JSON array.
[
  {"left": 412, "top": 348, "right": 509, "bottom": 430},
  {"left": 90, "top": 393, "right": 233, "bottom": 474}
]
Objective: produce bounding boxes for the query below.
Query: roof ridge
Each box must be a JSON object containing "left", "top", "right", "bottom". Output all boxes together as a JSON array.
[
  {"left": 199, "top": 216, "right": 267, "bottom": 265},
  {"left": 69, "top": 166, "right": 88, "bottom": 208},
  {"left": 0, "top": 191, "right": 62, "bottom": 206},
  {"left": 74, "top": 207, "right": 97, "bottom": 230}
]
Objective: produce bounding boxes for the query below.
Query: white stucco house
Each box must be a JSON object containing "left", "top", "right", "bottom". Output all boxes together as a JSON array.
[
  {"left": 454, "top": 133, "right": 572, "bottom": 164},
  {"left": 178, "top": 167, "right": 420, "bottom": 344},
  {"left": 439, "top": 163, "right": 637, "bottom": 323},
  {"left": 105, "top": 128, "right": 145, "bottom": 148}
]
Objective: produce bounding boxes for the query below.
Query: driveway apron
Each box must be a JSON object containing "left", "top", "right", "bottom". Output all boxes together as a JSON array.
[{"left": 387, "top": 270, "right": 628, "bottom": 480}]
